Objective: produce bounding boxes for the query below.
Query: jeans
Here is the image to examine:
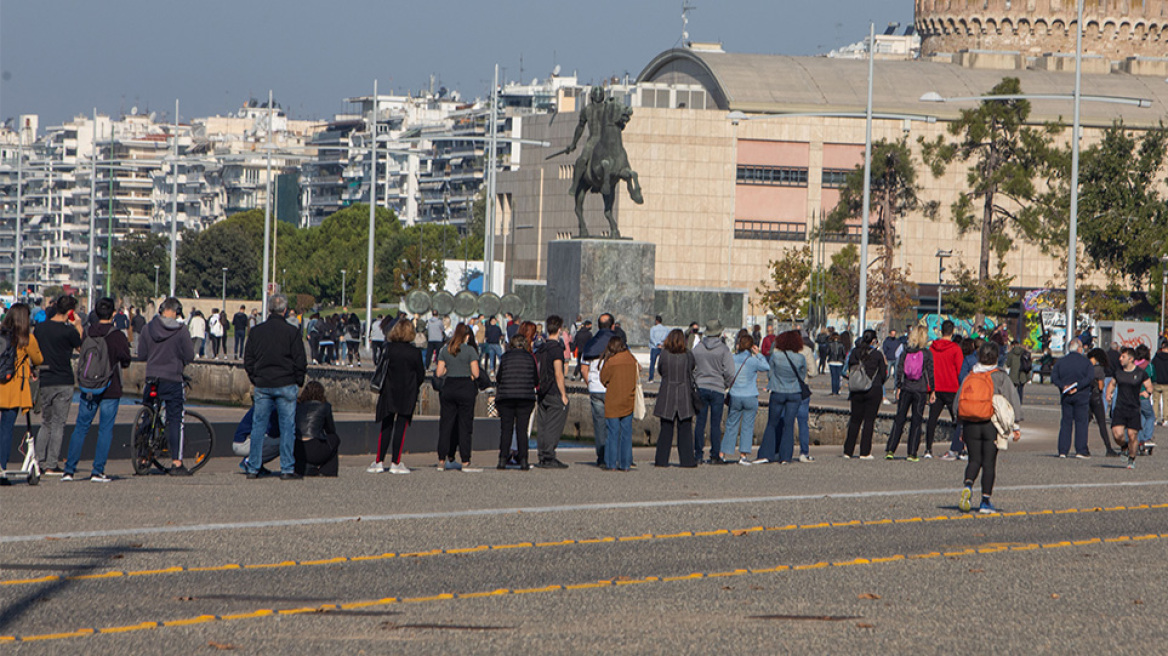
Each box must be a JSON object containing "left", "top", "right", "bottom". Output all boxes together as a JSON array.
[
  {"left": 234, "top": 332, "right": 246, "bottom": 357},
  {"left": 34, "top": 385, "right": 73, "bottom": 469},
  {"left": 757, "top": 391, "right": 801, "bottom": 462},
  {"left": 1139, "top": 397, "right": 1156, "bottom": 444},
  {"left": 648, "top": 347, "right": 661, "bottom": 382},
  {"left": 829, "top": 364, "right": 843, "bottom": 395},
  {"left": 0, "top": 408, "right": 20, "bottom": 470},
  {"left": 250, "top": 385, "right": 298, "bottom": 474},
  {"left": 234, "top": 436, "right": 281, "bottom": 470},
  {"left": 694, "top": 388, "right": 726, "bottom": 460},
  {"left": 483, "top": 344, "right": 502, "bottom": 372},
  {"left": 723, "top": 395, "right": 758, "bottom": 457},
  {"left": 425, "top": 341, "right": 444, "bottom": 368},
  {"left": 796, "top": 396, "right": 811, "bottom": 457},
  {"left": 64, "top": 396, "right": 119, "bottom": 477},
  {"left": 590, "top": 392, "right": 607, "bottom": 462},
  {"left": 604, "top": 415, "right": 633, "bottom": 470}
]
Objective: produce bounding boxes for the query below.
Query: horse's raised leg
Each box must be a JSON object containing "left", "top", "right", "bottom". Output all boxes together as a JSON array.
[
  {"left": 574, "top": 186, "right": 590, "bottom": 237},
  {"left": 602, "top": 189, "right": 620, "bottom": 238},
  {"left": 622, "top": 168, "right": 644, "bottom": 204}
]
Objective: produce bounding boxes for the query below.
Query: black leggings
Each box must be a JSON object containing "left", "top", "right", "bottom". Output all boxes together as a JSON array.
[
  {"left": 438, "top": 378, "right": 476, "bottom": 463},
  {"left": 845, "top": 390, "right": 882, "bottom": 457},
  {"left": 962, "top": 420, "right": 998, "bottom": 496},
  {"left": 497, "top": 399, "right": 534, "bottom": 462},
  {"left": 294, "top": 435, "right": 340, "bottom": 477},
  {"left": 885, "top": 388, "right": 927, "bottom": 456},
  {"left": 377, "top": 413, "right": 411, "bottom": 464},
  {"left": 656, "top": 418, "right": 696, "bottom": 467},
  {"left": 1088, "top": 394, "right": 1114, "bottom": 453}
]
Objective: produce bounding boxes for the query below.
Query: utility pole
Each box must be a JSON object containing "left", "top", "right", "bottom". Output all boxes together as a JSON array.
[
  {"left": 483, "top": 64, "right": 499, "bottom": 295},
  {"left": 261, "top": 90, "right": 273, "bottom": 315},
  {"left": 169, "top": 98, "right": 180, "bottom": 298},
  {"left": 88, "top": 108, "right": 98, "bottom": 303},
  {"left": 365, "top": 79, "right": 378, "bottom": 347}
]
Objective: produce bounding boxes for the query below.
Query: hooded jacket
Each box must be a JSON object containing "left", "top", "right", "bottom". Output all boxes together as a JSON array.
[
  {"left": 930, "top": 338, "right": 964, "bottom": 394},
  {"left": 138, "top": 315, "right": 194, "bottom": 383},
  {"left": 86, "top": 322, "right": 132, "bottom": 399},
  {"left": 1151, "top": 351, "right": 1168, "bottom": 385},
  {"left": 693, "top": 335, "right": 735, "bottom": 392}
]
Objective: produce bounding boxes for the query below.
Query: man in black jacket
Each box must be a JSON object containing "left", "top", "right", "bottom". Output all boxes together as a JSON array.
[
  {"left": 244, "top": 294, "right": 307, "bottom": 480},
  {"left": 1051, "top": 338, "right": 1096, "bottom": 458},
  {"left": 232, "top": 305, "right": 249, "bottom": 358}
]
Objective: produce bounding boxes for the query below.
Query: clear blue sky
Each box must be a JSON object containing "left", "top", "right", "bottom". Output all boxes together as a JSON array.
[{"left": 1, "top": 0, "right": 911, "bottom": 126}]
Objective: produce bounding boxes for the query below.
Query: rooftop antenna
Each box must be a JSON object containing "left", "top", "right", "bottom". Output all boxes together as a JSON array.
[{"left": 682, "top": 1, "right": 696, "bottom": 46}]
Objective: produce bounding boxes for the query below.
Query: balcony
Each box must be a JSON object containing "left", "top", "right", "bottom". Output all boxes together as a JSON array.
[{"left": 734, "top": 220, "right": 806, "bottom": 242}]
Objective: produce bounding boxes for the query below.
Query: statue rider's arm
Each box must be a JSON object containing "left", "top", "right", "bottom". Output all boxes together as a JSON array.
[{"left": 566, "top": 111, "right": 587, "bottom": 153}]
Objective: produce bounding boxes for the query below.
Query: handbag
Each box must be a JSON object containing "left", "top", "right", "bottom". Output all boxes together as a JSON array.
[
  {"left": 781, "top": 351, "right": 812, "bottom": 400},
  {"left": 634, "top": 377, "right": 647, "bottom": 420},
  {"left": 847, "top": 350, "right": 875, "bottom": 393},
  {"left": 688, "top": 359, "right": 703, "bottom": 413},
  {"left": 370, "top": 344, "right": 390, "bottom": 392},
  {"left": 724, "top": 357, "right": 749, "bottom": 406}
]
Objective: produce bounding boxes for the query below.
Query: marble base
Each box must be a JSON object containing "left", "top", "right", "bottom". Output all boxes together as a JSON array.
[{"left": 546, "top": 239, "right": 656, "bottom": 346}]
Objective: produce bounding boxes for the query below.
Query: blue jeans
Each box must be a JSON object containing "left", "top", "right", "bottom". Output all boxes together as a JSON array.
[
  {"left": 590, "top": 392, "right": 607, "bottom": 462},
  {"left": 694, "top": 388, "right": 726, "bottom": 460},
  {"left": 648, "top": 347, "right": 661, "bottom": 382},
  {"left": 65, "top": 396, "right": 119, "bottom": 476},
  {"left": 796, "top": 396, "right": 811, "bottom": 457},
  {"left": 829, "top": 364, "right": 843, "bottom": 395},
  {"left": 723, "top": 395, "right": 758, "bottom": 456},
  {"left": 1139, "top": 397, "right": 1156, "bottom": 444},
  {"left": 250, "top": 385, "right": 298, "bottom": 474},
  {"left": 604, "top": 415, "right": 633, "bottom": 470},
  {"left": 0, "top": 408, "right": 19, "bottom": 470},
  {"left": 757, "top": 392, "right": 801, "bottom": 462},
  {"left": 483, "top": 344, "right": 502, "bottom": 371}
]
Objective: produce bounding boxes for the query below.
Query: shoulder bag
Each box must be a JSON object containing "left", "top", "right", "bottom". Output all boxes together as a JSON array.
[
  {"left": 781, "top": 351, "right": 812, "bottom": 400},
  {"left": 724, "top": 356, "right": 749, "bottom": 406}
]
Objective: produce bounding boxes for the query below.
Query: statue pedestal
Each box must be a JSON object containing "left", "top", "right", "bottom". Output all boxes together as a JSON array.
[{"left": 546, "top": 239, "right": 656, "bottom": 346}]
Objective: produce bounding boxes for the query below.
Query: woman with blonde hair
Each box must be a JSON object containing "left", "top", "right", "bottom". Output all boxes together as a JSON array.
[
  {"left": 0, "top": 303, "right": 44, "bottom": 483},
  {"left": 884, "top": 325, "right": 934, "bottom": 461}
]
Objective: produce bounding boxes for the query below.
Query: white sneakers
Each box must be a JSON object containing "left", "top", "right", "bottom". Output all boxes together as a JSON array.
[
  {"left": 389, "top": 462, "right": 411, "bottom": 475},
  {"left": 366, "top": 462, "right": 385, "bottom": 473},
  {"left": 798, "top": 454, "right": 815, "bottom": 463},
  {"left": 737, "top": 457, "right": 752, "bottom": 466}
]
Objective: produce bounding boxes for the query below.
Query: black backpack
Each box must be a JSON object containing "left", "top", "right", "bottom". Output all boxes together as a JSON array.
[
  {"left": 0, "top": 329, "right": 16, "bottom": 384},
  {"left": 76, "top": 330, "right": 115, "bottom": 394},
  {"left": 1019, "top": 349, "right": 1033, "bottom": 375}
]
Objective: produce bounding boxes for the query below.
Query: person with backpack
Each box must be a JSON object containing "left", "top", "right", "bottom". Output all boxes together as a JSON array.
[
  {"left": 344, "top": 315, "right": 362, "bottom": 367},
  {"left": 535, "top": 315, "right": 571, "bottom": 469},
  {"left": 884, "top": 326, "right": 935, "bottom": 461},
  {"left": 842, "top": 330, "right": 886, "bottom": 459},
  {"left": 956, "top": 341, "right": 1022, "bottom": 514},
  {"left": 207, "top": 308, "right": 224, "bottom": 359},
  {"left": 32, "top": 295, "right": 83, "bottom": 476},
  {"left": 61, "top": 298, "right": 132, "bottom": 482},
  {"left": 0, "top": 303, "right": 44, "bottom": 484},
  {"left": 1006, "top": 340, "right": 1032, "bottom": 402}
]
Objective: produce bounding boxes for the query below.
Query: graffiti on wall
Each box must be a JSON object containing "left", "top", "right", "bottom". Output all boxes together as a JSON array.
[{"left": 919, "top": 314, "right": 996, "bottom": 341}]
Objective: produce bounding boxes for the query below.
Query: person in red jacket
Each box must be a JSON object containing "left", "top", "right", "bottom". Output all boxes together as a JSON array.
[{"left": 925, "top": 320, "right": 965, "bottom": 458}]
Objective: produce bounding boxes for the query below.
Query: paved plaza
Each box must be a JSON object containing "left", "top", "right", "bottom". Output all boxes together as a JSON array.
[{"left": 1, "top": 372, "right": 1166, "bottom": 654}]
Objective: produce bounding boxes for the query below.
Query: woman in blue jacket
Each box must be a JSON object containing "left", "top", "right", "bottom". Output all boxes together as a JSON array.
[{"left": 723, "top": 333, "right": 770, "bottom": 465}]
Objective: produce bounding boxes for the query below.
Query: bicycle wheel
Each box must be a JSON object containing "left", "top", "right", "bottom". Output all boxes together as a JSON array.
[
  {"left": 181, "top": 410, "right": 215, "bottom": 474},
  {"left": 131, "top": 406, "right": 158, "bottom": 475}
]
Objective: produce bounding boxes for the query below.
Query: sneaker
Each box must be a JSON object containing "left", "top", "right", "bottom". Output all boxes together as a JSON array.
[
  {"left": 884, "top": 452, "right": 895, "bottom": 460},
  {"left": 957, "top": 453, "right": 968, "bottom": 461},
  {"left": 461, "top": 464, "right": 482, "bottom": 473},
  {"left": 751, "top": 458, "right": 773, "bottom": 465},
  {"left": 923, "top": 452, "right": 934, "bottom": 459},
  {"left": 798, "top": 454, "right": 815, "bottom": 463},
  {"left": 389, "top": 462, "right": 411, "bottom": 474},
  {"left": 958, "top": 486, "right": 972, "bottom": 512},
  {"left": 978, "top": 499, "right": 1000, "bottom": 514},
  {"left": 1127, "top": 459, "right": 1136, "bottom": 470},
  {"left": 280, "top": 472, "right": 303, "bottom": 481},
  {"left": 841, "top": 454, "right": 851, "bottom": 459},
  {"left": 858, "top": 454, "right": 875, "bottom": 460},
  {"left": 168, "top": 465, "right": 192, "bottom": 476},
  {"left": 1074, "top": 453, "right": 1091, "bottom": 460},
  {"left": 940, "top": 451, "right": 957, "bottom": 462},
  {"left": 443, "top": 461, "right": 462, "bottom": 471},
  {"left": 43, "top": 468, "right": 65, "bottom": 477},
  {"left": 366, "top": 461, "right": 385, "bottom": 474},
  {"left": 737, "top": 457, "right": 752, "bottom": 466},
  {"left": 907, "top": 455, "right": 920, "bottom": 463},
  {"left": 60, "top": 473, "right": 75, "bottom": 482},
  {"left": 1144, "top": 441, "right": 1156, "bottom": 449},
  {"left": 89, "top": 473, "right": 112, "bottom": 483},
  {"left": 1058, "top": 454, "right": 1068, "bottom": 459}
]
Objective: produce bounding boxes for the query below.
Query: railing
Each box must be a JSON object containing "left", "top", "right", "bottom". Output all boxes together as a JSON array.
[
  {"left": 820, "top": 224, "right": 884, "bottom": 244},
  {"left": 734, "top": 220, "right": 806, "bottom": 242}
]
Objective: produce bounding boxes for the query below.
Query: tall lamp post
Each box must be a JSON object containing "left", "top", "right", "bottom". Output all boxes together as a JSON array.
[
  {"left": 340, "top": 269, "right": 347, "bottom": 308},
  {"left": 936, "top": 249, "right": 952, "bottom": 318},
  {"left": 1160, "top": 255, "right": 1168, "bottom": 340},
  {"left": 221, "top": 267, "right": 228, "bottom": 315},
  {"left": 153, "top": 264, "right": 160, "bottom": 298}
]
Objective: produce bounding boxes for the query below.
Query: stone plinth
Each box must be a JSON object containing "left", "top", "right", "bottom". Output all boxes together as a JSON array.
[{"left": 546, "top": 239, "right": 655, "bottom": 346}]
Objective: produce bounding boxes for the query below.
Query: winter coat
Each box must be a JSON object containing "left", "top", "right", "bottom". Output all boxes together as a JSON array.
[
  {"left": 375, "top": 341, "right": 426, "bottom": 420},
  {"left": 654, "top": 350, "right": 697, "bottom": 420},
  {"left": 0, "top": 333, "right": 43, "bottom": 410}
]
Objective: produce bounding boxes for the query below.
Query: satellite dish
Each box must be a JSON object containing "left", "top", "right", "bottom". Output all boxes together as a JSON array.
[
  {"left": 405, "top": 290, "right": 431, "bottom": 315},
  {"left": 454, "top": 291, "right": 478, "bottom": 317},
  {"left": 431, "top": 291, "right": 455, "bottom": 316},
  {"left": 148, "top": 111, "right": 157, "bottom": 122},
  {"left": 500, "top": 294, "right": 525, "bottom": 318},
  {"left": 477, "top": 292, "right": 501, "bottom": 318},
  {"left": 552, "top": 64, "right": 562, "bottom": 76},
  {"left": 131, "top": 106, "right": 139, "bottom": 116}
]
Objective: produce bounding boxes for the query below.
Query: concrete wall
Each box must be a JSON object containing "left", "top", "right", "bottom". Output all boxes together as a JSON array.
[{"left": 655, "top": 287, "right": 746, "bottom": 330}]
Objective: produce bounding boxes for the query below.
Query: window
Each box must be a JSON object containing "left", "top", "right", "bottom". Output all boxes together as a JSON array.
[
  {"left": 821, "top": 168, "right": 852, "bottom": 189},
  {"left": 736, "top": 165, "right": 808, "bottom": 187}
]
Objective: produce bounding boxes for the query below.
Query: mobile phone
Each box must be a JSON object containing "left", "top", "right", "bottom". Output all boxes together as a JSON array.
[{"left": 68, "top": 310, "right": 76, "bottom": 322}]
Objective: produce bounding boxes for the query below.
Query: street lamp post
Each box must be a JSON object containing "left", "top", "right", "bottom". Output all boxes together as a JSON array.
[
  {"left": 154, "top": 265, "right": 160, "bottom": 298},
  {"left": 169, "top": 98, "right": 179, "bottom": 298},
  {"left": 340, "top": 269, "right": 347, "bottom": 308},
  {"left": 221, "top": 267, "right": 228, "bottom": 316},
  {"left": 365, "top": 79, "right": 378, "bottom": 348},
  {"left": 1160, "top": 256, "right": 1168, "bottom": 340},
  {"left": 936, "top": 249, "right": 952, "bottom": 318},
  {"left": 858, "top": 21, "right": 876, "bottom": 333}
]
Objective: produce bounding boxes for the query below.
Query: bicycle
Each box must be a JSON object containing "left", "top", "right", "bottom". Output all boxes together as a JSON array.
[{"left": 131, "top": 377, "right": 215, "bottom": 475}]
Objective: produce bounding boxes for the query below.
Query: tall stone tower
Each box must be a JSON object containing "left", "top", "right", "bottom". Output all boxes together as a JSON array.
[{"left": 915, "top": 0, "right": 1168, "bottom": 60}]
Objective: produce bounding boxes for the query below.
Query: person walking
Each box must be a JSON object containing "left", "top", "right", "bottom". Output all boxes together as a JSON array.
[
  {"left": 653, "top": 329, "right": 698, "bottom": 468},
  {"left": 1087, "top": 348, "right": 1120, "bottom": 457},
  {"left": 130, "top": 308, "right": 146, "bottom": 356},
  {"left": 692, "top": 319, "right": 735, "bottom": 464},
  {"left": 0, "top": 304, "right": 43, "bottom": 483},
  {"left": 884, "top": 326, "right": 934, "bottom": 461},
  {"left": 292, "top": 382, "right": 341, "bottom": 477},
  {"left": 956, "top": 342, "right": 1022, "bottom": 514},
  {"left": 435, "top": 323, "right": 481, "bottom": 471},
  {"left": 824, "top": 333, "right": 847, "bottom": 395},
  {"left": 1051, "top": 338, "right": 1095, "bottom": 458},
  {"left": 32, "top": 295, "right": 83, "bottom": 475},
  {"left": 648, "top": 315, "right": 669, "bottom": 383},
  {"left": 62, "top": 298, "right": 132, "bottom": 482},
  {"left": 756, "top": 330, "right": 807, "bottom": 464},
  {"left": 598, "top": 335, "right": 638, "bottom": 472},
  {"left": 137, "top": 297, "right": 196, "bottom": 475},
  {"left": 535, "top": 315, "right": 571, "bottom": 469},
  {"left": 232, "top": 305, "right": 249, "bottom": 358},
  {"left": 843, "top": 330, "right": 886, "bottom": 460},
  {"left": 188, "top": 310, "right": 207, "bottom": 358},
  {"left": 1005, "top": 340, "right": 1031, "bottom": 402},
  {"left": 243, "top": 294, "right": 308, "bottom": 480},
  {"left": 208, "top": 309, "right": 224, "bottom": 359},
  {"left": 369, "top": 318, "right": 426, "bottom": 474},
  {"left": 723, "top": 333, "right": 769, "bottom": 465},
  {"left": 570, "top": 319, "right": 592, "bottom": 380},
  {"left": 1108, "top": 346, "right": 1152, "bottom": 469},
  {"left": 495, "top": 333, "right": 539, "bottom": 470},
  {"left": 928, "top": 320, "right": 965, "bottom": 460}
]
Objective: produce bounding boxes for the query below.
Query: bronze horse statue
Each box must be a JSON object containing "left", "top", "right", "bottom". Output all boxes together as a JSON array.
[{"left": 556, "top": 86, "right": 644, "bottom": 238}]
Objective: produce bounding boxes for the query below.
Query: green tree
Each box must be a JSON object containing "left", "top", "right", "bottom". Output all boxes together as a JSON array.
[
  {"left": 825, "top": 244, "right": 861, "bottom": 328},
  {"left": 827, "top": 137, "right": 932, "bottom": 334},
  {"left": 755, "top": 246, "right": 811, "bottom": 322},
  {"left": 1077, "top": 282, "right": 1133, "bottom": 321},
  {"left": 919, "top": 77, "right": 1061, "bottom": 282},
  {"left": 176, "top": 217, "right": 262, "bottom": 300},
  {"left": 111, "top": 232, "right": 170, "bottom": 300},
  {"left": 944, "top": 262, "right": 1016, "bottom": 321}
]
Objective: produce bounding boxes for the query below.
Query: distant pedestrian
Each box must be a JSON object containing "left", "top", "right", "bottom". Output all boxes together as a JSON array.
[
  {"left": 648, "top": 315, "right": 668, "bottom": 383},
  {"left": 425, "top": 314, "right": 446, "bottom": 369},
  {"left": 435, "top": 323, "right": 481, "bottom": 471},
  {"left": 232, "top": 305, "right": 249, "bottom": 358},
  {"left": 208, "top": 308, "right": 224, "bottom": 359},
  {"left": 32, "top": 295, "right": 83, "bottom": 475},
  {"left": 535, "top": 315, "right": 571, "bottom": 469},
  {"left": 884, "top": 326, "right": 934, "bottom": 461},
  {"left": 1051, "top": 338, "right": 1094, "bottom": 458},
  {"left": 692, "top": 319, "right": 735, "bottom": 464},
  {"left": 369, "top": 318, "right": 426, "bottom": 474},
  {"left": 570, "top": 319, "right": 592, "bottom": 380},
  {"left": 369, "top": 315, "right": 386, "bottom": 367},
  {"left": 1087, "top": 348, "right": 1119, "bottom": 457},
  {"left": 929, "top": 320, "right": 965, "bottom": 460},
  {"left": 653, "top": 329, "right": 698, "bottom": 468},
  {"left": 1108, "top": 346, "right": 1151, "bottom": 469},
  {"left": 495, "top": 333, "right": 538, "bottom": 470},
  {"left": 344, "top": 314, "right": 362, "bottom": 367},
  {"left": 824, "top": 333, "right": 847, "bottom": 395},
  {"left": 483, "top": 316, "right": 504, "bottom": 373},
  {"left": 188, "top": 310, "right": 207, "bottom": 358},
  {"left": 956, "top": 342, "right": 1022, "bottom": 514},
  {"left": 757, "top": 330, "right": 806, "bottom": 464},
  {"left": 843, "top": 330, "right": 886, "bottom": 460},
  {"left": 1150, "top": 341, "right": 1168, "bottom": 425},
  {"left": 1005, "top": 340, "right": 1031, "bottom": 402}
]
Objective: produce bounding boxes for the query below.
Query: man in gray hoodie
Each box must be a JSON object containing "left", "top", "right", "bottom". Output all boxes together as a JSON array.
[
  {"left": 693, "top": 319, "right": 736, "bottom": 464},
  {"left": 137, "top": 297, "right": 196, "bottom": 475}
]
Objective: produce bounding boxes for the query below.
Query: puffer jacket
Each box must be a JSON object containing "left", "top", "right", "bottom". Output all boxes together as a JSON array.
[{"left": 495, "top": 348, "right": 538, "bottom": 402}]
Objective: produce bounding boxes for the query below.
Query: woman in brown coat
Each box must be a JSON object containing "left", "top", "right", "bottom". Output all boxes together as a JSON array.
[
  {"left": 0, "top": 304, "right": 44, "bottom": 481},
  {"left": 599, "top": 335, "right": 638, "bottom": 471}
]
